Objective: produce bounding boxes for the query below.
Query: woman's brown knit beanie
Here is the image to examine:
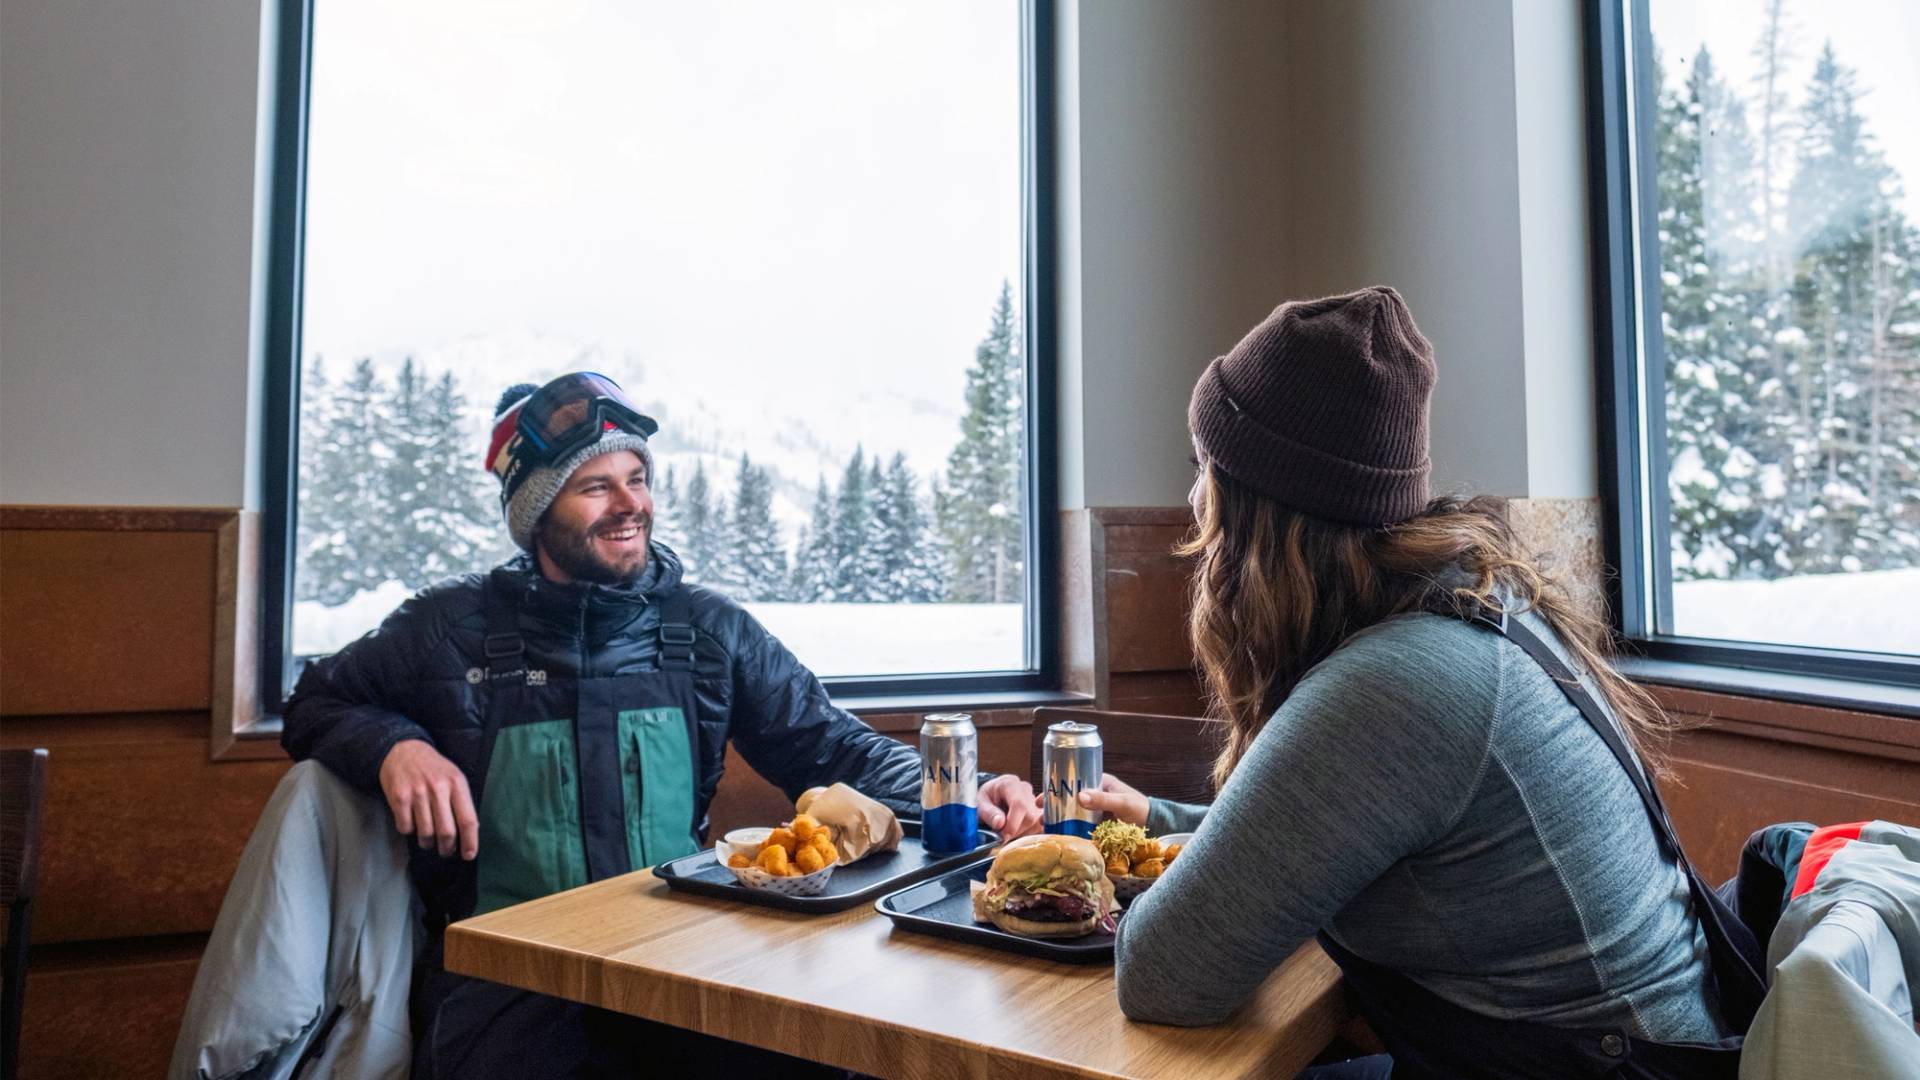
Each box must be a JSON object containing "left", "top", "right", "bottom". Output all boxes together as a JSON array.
[{"left": 1188, "top": 286, "right": 1436, "bottom": 527}]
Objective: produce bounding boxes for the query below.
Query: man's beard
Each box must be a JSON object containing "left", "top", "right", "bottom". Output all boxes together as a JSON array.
[{"left": 537, "top": 510, "right": 652, "bottom": 585}]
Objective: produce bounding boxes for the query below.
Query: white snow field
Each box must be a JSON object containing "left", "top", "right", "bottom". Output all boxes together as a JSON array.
[
  {"left": 295, "top": 587, "right": 1026, "bottom": 678},
  {"left": 1673, "top": 568, "right": 1920, "bottom": 656}
]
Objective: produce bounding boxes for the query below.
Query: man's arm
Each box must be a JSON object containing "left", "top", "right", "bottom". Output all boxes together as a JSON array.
[
  {"left": 282, "top": 590, "right": 480, "bottom": 860},
  {"left": 721, "top": 612, "right": 926, "bottom": 816},
  {"left": 282, "top": 594, "right": 440, "bottom": 794}
]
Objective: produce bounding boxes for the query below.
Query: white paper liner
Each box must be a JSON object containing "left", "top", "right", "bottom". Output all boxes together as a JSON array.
[{"left": 715, "top": 837, "right": 837, "bottom": 897}]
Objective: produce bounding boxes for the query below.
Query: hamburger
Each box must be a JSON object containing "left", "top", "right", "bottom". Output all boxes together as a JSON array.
[{"left": 970, "top": 834, "right": 1118, "bottom": 938}]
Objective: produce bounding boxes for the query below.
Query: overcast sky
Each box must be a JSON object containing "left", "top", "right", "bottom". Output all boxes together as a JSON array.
[
  {"left": 1649, "top": 0, "right": 1920, "bottom": 214},
  {"left": 301, "top": 0, "right": 1021, "bottom": 479}
]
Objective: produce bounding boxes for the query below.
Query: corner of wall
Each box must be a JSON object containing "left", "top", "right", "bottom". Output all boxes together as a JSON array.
[
  {"left": 1053, "top": 0, "right": 1086, "bottom": 512},
  {"left": 1511, "top": 0, "right": 1600, "bottom": 503}
]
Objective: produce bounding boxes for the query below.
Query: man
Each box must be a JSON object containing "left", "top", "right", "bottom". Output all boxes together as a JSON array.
[{"left": 283, "top": 371, "right": 1042, "bottom": 1077}]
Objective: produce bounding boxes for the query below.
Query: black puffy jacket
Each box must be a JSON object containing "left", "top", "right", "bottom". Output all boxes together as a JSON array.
[{"left": 282, "top": 543, "right": 923, "bottom": 918}]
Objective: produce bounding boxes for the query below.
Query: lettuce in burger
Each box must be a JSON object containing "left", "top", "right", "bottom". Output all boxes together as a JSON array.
[{"left": 970, "top": 834, "right": 1118, "bottom": 938}]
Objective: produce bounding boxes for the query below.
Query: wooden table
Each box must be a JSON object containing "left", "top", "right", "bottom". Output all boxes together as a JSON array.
[{"left": 446, "top": 869, "right": 1349, "bottom": 1080}]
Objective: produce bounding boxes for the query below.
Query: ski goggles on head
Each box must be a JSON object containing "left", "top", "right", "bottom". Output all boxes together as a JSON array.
[{"left": 490, "top": 372, "right": 657, "bottom": 499}]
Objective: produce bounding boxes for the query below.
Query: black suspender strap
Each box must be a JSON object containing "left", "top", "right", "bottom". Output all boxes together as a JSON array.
[
  {"left": 1467, "top": 604, "right": 1769, "bottom": 1026},
  {"left": 482, "top": 580, "right": 526, "bottom": 679},
  {"left": 1469, "top": 607, "right": 1684, "bottom": 863},
  {"left": 656, "top": 588, "right": 696, "bottom": 673}
]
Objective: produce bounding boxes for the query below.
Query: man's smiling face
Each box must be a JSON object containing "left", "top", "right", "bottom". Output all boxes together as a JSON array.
[{"left": 533, "top": 450, "right": 653, "bottom": 585}]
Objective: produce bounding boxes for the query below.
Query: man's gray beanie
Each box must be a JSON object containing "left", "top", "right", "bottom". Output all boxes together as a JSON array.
[{"left": 492, "top": 383, "right": 655, "bottom": 552}]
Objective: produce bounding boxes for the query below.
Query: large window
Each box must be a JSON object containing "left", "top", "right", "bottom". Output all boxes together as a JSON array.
[
  {"left": 1588, "top": 0, "right": 1919, "bottom": 694},
  {"left": 261, "top": 1, "right": 1055, "bottom": 705}
]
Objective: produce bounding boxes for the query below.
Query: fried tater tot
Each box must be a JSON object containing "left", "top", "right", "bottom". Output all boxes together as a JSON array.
[
  {"left": 766, "top": 828, "right": 800, "bottom": 857},
  {"left": 808, "top": 831, "right": 837, "bottom": 864},
  {"left": 1106, "top": 855, "right": 1131, "bottom": 877},
  {"left": 727, "top": 853, "right": 752, "bottom": 869},
  {"left": 1163, "top": 844, "right": 1183, "bottom": 863},
  {"left": 755, "top": 843, "right": 792, "bottom": 876},
  {"left": 1134, "top": 839, "right": 1163, "bottom": 862},
  {"left": 794, "top": 845, "right": 826, "bottom": 875},
  {"left": 790, "top": 814, "right": 821, "bottom": 843},
  {"left": 1133, "top": 858, "right": 1166, "bottom": 879}
]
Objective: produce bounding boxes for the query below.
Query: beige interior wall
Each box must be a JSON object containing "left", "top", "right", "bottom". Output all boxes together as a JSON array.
[
  {"left": 0, "top": 0, "right": 265, "bottom": 508},
  {"left": 1060, "top": 0, "right": 1599, "bottom": 508}
]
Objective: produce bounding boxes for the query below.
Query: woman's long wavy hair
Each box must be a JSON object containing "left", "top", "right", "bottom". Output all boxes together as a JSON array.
[{"left": 1178, "top": 463, "right": 1676, "bottom": 792}]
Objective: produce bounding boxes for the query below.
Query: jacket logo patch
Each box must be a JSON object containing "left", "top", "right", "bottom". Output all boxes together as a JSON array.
[{"left": 470, "top": 666, "right": 547, "bottom": 686}]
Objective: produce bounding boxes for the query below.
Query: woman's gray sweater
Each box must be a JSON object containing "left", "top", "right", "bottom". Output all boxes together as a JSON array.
[{"left": 1115, "top": 609, "right": 1725, "bottom": 1041}]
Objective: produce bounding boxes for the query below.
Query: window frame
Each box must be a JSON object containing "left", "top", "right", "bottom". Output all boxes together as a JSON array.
[
  {"left": 1583, "top": 0, "right": 1920, "bottom": 707},
  {"left": 257, "top": 0, "right": 1060, "bottom": 713}
]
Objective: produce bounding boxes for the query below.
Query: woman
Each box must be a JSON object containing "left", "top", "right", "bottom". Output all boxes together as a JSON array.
[{"left": 1085, "top": 288, "right": 1754, "bottom": 1078}]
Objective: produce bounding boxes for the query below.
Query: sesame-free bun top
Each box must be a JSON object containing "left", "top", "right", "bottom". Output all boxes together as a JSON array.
[{"left": 988, "top": 833, "right": 1106, "bottom": 884}]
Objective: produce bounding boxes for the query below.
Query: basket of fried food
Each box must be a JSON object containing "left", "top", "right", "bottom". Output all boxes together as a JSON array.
[
  {"left": 717, "top": 813, "right": 839, "bottom": 897},
  {"left": 1091, "top": 820, "right": 1191, "bottom": 902}
]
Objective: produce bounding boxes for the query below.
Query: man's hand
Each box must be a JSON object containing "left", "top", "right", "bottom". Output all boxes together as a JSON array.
[
  {"left": 1075, "top": 774, "right": 1149, "bottom": 827},
  {"left": 378, "top": 739, "right": 479, "bottom": 860},
  {"left": 977, "top": 774, "right": 1044, "bottom": 838}
]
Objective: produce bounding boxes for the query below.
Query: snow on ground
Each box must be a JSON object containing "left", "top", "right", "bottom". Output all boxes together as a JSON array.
[
  {"left": 741, "top": 602, "right": 1024, "bottom": 677},
  {"left": 295, "top": 588, "right": 1025, "bottom": 678},
  {"left": 294, "top": 581, "right": 417, "bottom": 656},
  {"left": 1673, "top": 567, "right": 1920, "bottom": 656}
]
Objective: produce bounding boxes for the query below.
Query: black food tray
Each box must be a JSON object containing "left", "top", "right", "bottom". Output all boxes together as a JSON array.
[
  {"left": 874, "top": 859, "right": 1119, "bottom": 964},
  {"left": 654, "top": 820, "right": 997, "bottom": 913}
]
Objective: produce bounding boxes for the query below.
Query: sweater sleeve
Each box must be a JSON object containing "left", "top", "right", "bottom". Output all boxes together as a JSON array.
[
  {"left": 1147, "top": 798, "right": 1209, "bottom": 836},
  {"left": 1114, "top": 616, "right": 1502, "bottom": 1026},
  {"left": 722, "top": 607, "right": 926, "bottom": 817}
]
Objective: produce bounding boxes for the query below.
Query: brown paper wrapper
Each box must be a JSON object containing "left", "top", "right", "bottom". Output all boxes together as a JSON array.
[{"left": 796, "top": 783, "right": 902, "bottom": 865}]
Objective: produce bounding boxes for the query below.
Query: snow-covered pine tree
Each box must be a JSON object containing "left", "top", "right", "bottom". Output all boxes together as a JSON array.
[
  {"left": 413, "top": 369, "right": 502, "bottom": 578},
  {"left": 876, "top": 452, "right": 943, "bottom": 602},
  {"left": 724, "top": 452, "right": 787, "bottom": 601},
  {"left": 1656, "top": 46, "right": 1773, "bottom": 581},
  {"left": 1864, "top": 199, "right": 1920, "bottom": 562},
  {"left": 791, "top": 475, "right": 837, "bottom": 601},
  {"left": 294, "top": 355, "right": 339, "bottom": 603},
  {"left": 937, "top": 282, "right": 1025, "bottom": 602},
  {"left": 680, "top": 460, "right": 721, "bottom": 584},
  {"left": 301, "top": 357, "right": 391, "bottom": 604},
  {"left": 1783, "top": 43, "right": 1896, "bottom": 572},
  {"left": 829, "top": 447, "right": 876, "bottom": 601},
  {"left": 384, "top": 358, "right": 433, "bottom": 587},
  {"left": 852, "top": 456, "right": 891, "bottom": 601},
  {"left": 651, "top": 463, "right": 689, "bottom": 561}
]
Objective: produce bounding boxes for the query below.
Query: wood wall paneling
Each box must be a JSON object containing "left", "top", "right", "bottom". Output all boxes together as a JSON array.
[
  {"left": 1068, "top": 508, "right": 1203, "bottom": 714},
  {"left": 1653, "top": 686, "right": 1920, "bottom": 881},
  {"left": 0, "top": 714, "right": 289, "bottom": 944},
  {"left": 0, "top": 529, "right": 216, "bottom": 715},
  {"left": 20, "top": 936, "right": 204, "bottom": 1080}
]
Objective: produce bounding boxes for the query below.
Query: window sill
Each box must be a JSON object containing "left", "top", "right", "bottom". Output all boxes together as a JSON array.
[
  {"left": 227, "top": 690, "right": 1087, "bottom": 755},
  {"left": 1621, "top": 656, "right": 1920, "bottom": 720},
  {"left": 832, "top": 688, "right": 1090, "bottom": 717}
]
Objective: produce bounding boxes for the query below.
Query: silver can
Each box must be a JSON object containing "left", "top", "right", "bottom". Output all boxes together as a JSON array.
[
  {"left": 1042, "top": 720, "right": 1103, "bottom": 838},
  {"left": 919, "top": 712, "right": 979, "bottom": 852}
]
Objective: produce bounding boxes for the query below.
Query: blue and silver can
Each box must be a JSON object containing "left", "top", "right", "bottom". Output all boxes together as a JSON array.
[
  {"left": 919, "top": 712, "right": 979, "bottom": 852},
  {"left": 1042, "top": 721, "right": 1103, "bottom": 838}
]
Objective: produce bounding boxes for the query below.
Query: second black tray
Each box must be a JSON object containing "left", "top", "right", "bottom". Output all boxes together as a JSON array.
[
  {"left": 654, "top": 820, "right": 997, "bottom": 913},
  {"left": 874, "top": 858, "right": 1120, "bottom": 964}
]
